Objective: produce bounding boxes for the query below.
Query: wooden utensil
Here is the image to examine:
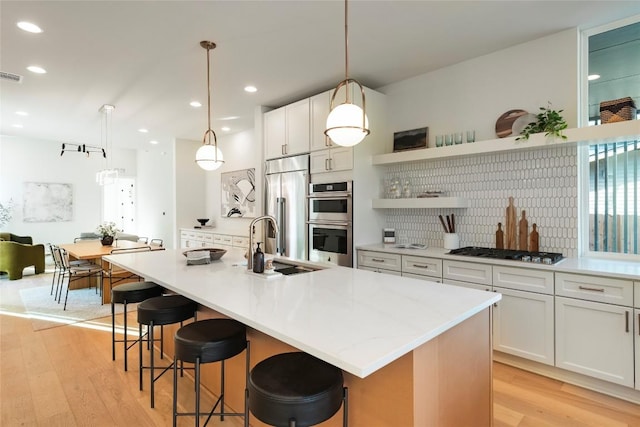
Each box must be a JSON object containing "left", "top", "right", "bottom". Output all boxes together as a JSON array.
[
  {"left": 496, "top": 223, "right": 504, "bottom": 249},
  {"left": 505, "top": 197, "right": 517, "bottom": 249},
  {"left": 518, "top": 210, "right": 528, "bottom": 251},
  {"left": 529, "top": 224, "right": 539, "bottom": 252},
  {"left": 438, "top": 215, "right": 449, "bottom": 233},
  {"left": 446, "top": 215, "right": 453, "bottom": 234}
]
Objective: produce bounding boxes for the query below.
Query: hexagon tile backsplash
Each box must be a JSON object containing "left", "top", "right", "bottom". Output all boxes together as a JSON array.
[{"left": 383, "top": 144, "right": 578, "bottom": 258}]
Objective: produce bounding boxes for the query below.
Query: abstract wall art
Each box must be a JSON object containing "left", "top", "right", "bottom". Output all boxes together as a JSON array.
[
  {"left": 221, "top": 168, "right": 256, "bottom": 218},
  {"left": 23, "top": 182, "right": 73, "bottom": 222}
]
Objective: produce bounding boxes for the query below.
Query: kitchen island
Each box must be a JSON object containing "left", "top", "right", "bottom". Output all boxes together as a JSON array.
[{"left": 104, "top": 248, "right": 500, "bottom": 426}]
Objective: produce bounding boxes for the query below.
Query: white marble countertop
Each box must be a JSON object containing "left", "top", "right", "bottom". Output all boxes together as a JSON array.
[
  {"left": 357, "top": 243, "right": 640, "bottom": 281},
  {"left": 104, "top": 248, "right": 500, "bottom": 378}
]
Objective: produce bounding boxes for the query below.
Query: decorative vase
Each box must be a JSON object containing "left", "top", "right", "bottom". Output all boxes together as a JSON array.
[{"left": 101, "top": 236, "right": 114, "bottom": 246}]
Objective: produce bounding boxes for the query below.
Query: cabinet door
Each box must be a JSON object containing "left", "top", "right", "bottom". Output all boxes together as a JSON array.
[
  {"left": 285, "top": 99, "right": 310, "bottom": 156},
  {"left": 555, "top": 296, "right": 633, "bottom": 387},
  {"left": 309, "top": 150, "right": 330, "bottom": 174},
  {"left": 357, "top": 250, "right": 401, "bottom": 272},
  {"left": 328, "top": 147, "right": 353, "bottom": 172},
  {"left": 402, "top": 272, "right": 442, "bottom": 283},
  {"left": 493, "top": 287, "right": 554, "bottom": 366},
  {"left": 443, "top": 279, "right": 491, "bottom": 292},
  {"left": 310, "top": 91, "right": 332, "bottom": 151},
  {"left": 442, "top": 260, "right": 492, "bottom": 286},
  {"left": 264, "top": 107, "right": 286, "bottom": 160},
  {"left": 636, "top": 309, "right": 640, "bottom": 390}
]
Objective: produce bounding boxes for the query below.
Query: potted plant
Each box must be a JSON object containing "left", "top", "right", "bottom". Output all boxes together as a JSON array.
[
  {"left": 516, "top": 103, "right": 568, "bottom": 141},
  {"left": 96, "top": 221, "right": 118, "bottom": 246}
]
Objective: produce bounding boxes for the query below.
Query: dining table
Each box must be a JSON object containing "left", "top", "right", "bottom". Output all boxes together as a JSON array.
[{"left": 59, "top": 239, "right": 164, "bottom": 303}]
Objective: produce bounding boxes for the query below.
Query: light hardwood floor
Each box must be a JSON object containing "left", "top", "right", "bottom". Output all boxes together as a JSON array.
[{"left": 2, "top": 274, "right": 640, "bottom": 426}]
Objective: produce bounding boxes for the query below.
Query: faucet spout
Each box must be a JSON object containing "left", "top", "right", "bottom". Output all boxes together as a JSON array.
[{"left": 248, "top": 215, "right": 278, "bottom": 270}]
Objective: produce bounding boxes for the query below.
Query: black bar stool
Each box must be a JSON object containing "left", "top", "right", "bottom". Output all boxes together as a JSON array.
[
  {"left": 246, "top": 352, "right": 348, "bottom": 427},
  {"left": 138, "top": 294, "right": 198, "bottom": 408},
  {"left": 173, "top": 318, "right": 249, "bottom": 427},
  {"left": 111, "top": 281, "right": 163, "bottom": 371}
]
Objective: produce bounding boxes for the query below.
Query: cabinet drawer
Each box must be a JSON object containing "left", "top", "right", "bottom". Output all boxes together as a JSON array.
[
  {"left": 555, "top": 273, "right": 633, "bottom": 306},
  {"left": 443, "top": 260, "right": 492, "bottom": 286},
  {"left": 232, "top": 236, "right": 249, "bottom": 248},
  {"left": 493, "top": 266, "right": 554, "bottom": 295},
  {"left": 402, "top": 272, "right": 441, "bottom": 283},
  {"left": 402, "top": 256, "right": 442, "bottom": 278},
  {"left": 443, "top": 279, "right": 491, "bottom": 292},
  {"left": 214, "top": 235, "right": 233, "bottom": 246},
  {"left": 358, "top": 251, "right": 401, "bottom": 272},
  {"left": 359, "top": 265, "right": 402, "bottom": 276},
  {"left": 202, "top": 234, "right": 214, "bottom": 244}
]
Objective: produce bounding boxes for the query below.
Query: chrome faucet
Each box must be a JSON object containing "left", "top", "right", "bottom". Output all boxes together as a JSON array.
[{"left": 248, "top": 215, "right": 278, "bottom": 270}]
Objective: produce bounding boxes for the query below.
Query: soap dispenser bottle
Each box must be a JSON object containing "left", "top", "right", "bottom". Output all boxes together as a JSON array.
[{"left": 253, "top": 242, "right": 265, "bottom": 273}]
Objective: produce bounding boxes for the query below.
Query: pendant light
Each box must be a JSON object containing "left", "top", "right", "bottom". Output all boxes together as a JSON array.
[
  {"left": 195, "top": 41, "right": 224, "bottom": 171},
  {"left": 325, "top": 0, "right": 370, "bottom": 147},
  {"left": 96, "top": 104, "right": 119, "bottom": 185}
]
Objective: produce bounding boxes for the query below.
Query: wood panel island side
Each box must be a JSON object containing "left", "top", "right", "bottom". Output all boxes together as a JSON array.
[{"left": 104, "top": 248, "right": 500, "bottom": 426}]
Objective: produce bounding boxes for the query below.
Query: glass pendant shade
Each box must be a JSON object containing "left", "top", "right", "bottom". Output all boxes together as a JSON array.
[
  {"left": 196, "top": 144, "right": 224, "bottom": 171},
  {"left": 326, "top": 103, "right": 369, "bottom": 147}
]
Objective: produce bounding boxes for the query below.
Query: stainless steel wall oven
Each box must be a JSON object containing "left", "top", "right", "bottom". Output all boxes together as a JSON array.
[{"left": 307, "top": 181, "right": 353, "bottom": 267}]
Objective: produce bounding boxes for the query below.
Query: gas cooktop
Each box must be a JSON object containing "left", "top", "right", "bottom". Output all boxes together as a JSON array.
[{"left": 448, "top": 246, "right": 564, "bottom": 264}]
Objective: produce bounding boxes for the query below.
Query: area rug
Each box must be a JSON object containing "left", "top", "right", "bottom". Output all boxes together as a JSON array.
[{"left": 1, "top": 269, "right": 124, "bottom": 331}]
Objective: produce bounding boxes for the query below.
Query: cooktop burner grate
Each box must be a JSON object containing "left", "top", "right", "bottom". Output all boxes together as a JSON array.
[{"left": 448, "top": 246, "right": 564, "bottom": 264}]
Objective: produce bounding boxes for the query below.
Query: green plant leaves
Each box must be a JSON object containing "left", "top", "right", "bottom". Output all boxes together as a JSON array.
[{"left": 516, "top": 105, "right": 568, "bottom": 141}]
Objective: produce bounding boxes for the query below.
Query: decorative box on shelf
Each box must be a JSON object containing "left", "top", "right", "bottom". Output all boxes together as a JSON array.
[{"left": 600, "top": 97, "right": 637, "bottom": 124}]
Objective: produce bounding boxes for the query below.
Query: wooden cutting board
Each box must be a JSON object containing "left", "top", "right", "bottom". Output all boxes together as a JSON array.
[{"left": 505, "top": 196, "right": 517, "bottom": 249}]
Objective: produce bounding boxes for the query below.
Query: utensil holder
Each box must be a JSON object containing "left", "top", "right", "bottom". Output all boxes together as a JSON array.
[{"left": 443, "top": 233, "right": 460, "bottom": 250}]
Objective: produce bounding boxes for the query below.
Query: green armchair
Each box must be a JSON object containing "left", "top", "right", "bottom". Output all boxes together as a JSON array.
[
  {"left": 0, "top": 232, "right": 33, "bottom": 244},
  {"left": 0, "top": 240, "right": 45, "bottom": 280}
]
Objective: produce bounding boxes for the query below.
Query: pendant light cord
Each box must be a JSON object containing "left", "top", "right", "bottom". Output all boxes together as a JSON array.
[
  {"left": 344, "top": 0, "right": 350, "bottom": 103},
  {"left": 206, "top": 44, "right": 212, "bottom": 133}
]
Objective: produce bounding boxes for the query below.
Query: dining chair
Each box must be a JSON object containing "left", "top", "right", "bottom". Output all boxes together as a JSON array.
[{"left": 57, "top": 247, "right": 103, "bottom": 310}]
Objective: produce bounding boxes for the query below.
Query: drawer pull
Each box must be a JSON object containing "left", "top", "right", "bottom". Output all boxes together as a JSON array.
[
  {"left": 371, "top": 258, "right": 385, "bottom": 263},
  {"left": 626, "top": 311, "right": 629, "bottom": 333},
  {"left": 412, "top": 264, "right": 429, "bottom": 269},
  {"left": 578, "top": 285, "right": 605, "bottom": 292}
]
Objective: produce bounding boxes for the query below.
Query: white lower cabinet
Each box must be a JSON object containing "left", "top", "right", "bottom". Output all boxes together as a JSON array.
[
  {"left": 635, "top": 281, "right": 640, "bottom": 390},
  {"left": 493, "top": 286, "right": 554, "bottom": 365},
  {"left": 555, "top": 296, "right": 634, "bottom": 387},
  {"left": 442, "top": 278, "right": 490, "bottom": 292},
  {"left": 359, "top": 265, "right": 402, "bottom": 276},
  {"left": 357, "top": 251, "right": 401, "bottom": 274}
]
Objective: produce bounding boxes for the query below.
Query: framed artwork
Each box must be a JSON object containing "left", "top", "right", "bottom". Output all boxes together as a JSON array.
[
  {"left": 221, "top": 168, "right": 256, "bottom": 218},
  {"left": 393, "top": 127, "right": 428, "bottom": 152},
  {"left": 23, "top": 182, "right": 73, "bottom": 222}
]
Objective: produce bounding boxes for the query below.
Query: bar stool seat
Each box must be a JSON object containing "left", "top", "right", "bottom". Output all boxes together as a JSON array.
[
  {"left": 173, "top": 318, "right": 250, "bottom": 427},
  {"left": 138, "top": 294, "right": 198, "bottom": 408},
  {"left": 247, "top": 352, "right": 347, "bottom": 427},
  {"left": 111, "top": 281, "right": 163, "bottom": 371}
]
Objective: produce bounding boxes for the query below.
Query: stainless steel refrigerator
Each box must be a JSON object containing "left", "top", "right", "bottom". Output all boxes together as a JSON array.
[{"left": 264, "top": 154, "right": 309, "bottom": 260}]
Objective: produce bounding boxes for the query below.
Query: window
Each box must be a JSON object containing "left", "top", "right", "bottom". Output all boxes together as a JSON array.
[{"left": 583, "top": 19, "right": 640, "bottom": 257}]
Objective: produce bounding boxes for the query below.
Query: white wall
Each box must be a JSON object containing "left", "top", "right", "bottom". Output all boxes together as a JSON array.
[
  {"left": 0, "top": 135, "right": 136, "bottom": 245},
  {"left": 175, "top": 138, "right": 206, "bottom": 235},
  {"left": 379, "top": 29, "right": 579, "bottom": 142},
  {"left": 136, "top": 147, "right": 175, "bottom": 247},
  {"left": 205, "top": 128, "right": 262, "bottom": 237}
]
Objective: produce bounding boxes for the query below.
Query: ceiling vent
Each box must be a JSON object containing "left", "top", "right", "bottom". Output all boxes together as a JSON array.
[{"left": 0, "top": 71, "right": 24, "bottom": 83}]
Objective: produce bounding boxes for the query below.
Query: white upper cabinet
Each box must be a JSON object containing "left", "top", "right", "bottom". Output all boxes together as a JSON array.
[
  {"left": 310, "top": 90, "right": 332, "bottom": 151},
  {"left": 264, "top": 99, "right": 310, "bottom": 160}
]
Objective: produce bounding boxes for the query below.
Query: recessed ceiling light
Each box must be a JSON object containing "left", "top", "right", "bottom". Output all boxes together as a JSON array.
[
  {"left": 12, "top": 124, "right": 23, "bottom": 128},
  {"left": 244, "top": 85, "right": 257, "bottom": 93},
  {"left": 15, "top": 111, "right": 28, "bottom": 116},
  {"left": 27, "top": 65, "right": 46, "bottom": 74},
  {"left": 138, "top": 128, "right": 148, "bottom": 133},
  {"left": 149, "top": 140, "right": 159, "bottom": 145},
  {"left": 221, "top": 126, "right": 231, "bottom": 132},
  {"left": 219, "top": 116, "right": 239, "bottom": 121},
  {"left": 588, "top": 74, "right": 601, "bottom": 81},
  {"left": 190, "top": 101, "right": 202, "bottom": 108},
  {"left": 17, "top": 21, "right": 42, "bottom": 33}
]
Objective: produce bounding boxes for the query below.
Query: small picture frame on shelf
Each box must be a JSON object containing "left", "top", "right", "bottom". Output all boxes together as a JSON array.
[{"left": 393, "top": 127, "right": 428, "bottom": 152}]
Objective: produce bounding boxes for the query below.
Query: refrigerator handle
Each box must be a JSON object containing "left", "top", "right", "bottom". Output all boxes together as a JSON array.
[{"left": 279, "top": 197, "right": 287, "bottom": 255}]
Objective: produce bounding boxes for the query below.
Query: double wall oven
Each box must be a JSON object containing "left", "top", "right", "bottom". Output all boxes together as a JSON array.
[{"left": 307, "top": 181, "right": 353, "bottom": 267}]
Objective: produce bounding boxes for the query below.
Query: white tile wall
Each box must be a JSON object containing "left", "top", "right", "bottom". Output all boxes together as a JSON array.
[{"left": 383, "top": 145, "right": 578, "bottom": 257}]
